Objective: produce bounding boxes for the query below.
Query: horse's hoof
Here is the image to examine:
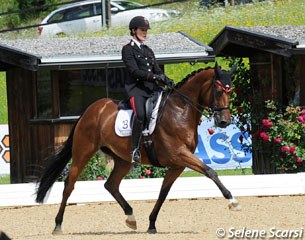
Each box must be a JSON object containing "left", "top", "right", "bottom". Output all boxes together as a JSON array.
[
  {"left": 125, "top": 215, "right": 137, "bottom": 230},
  {"left": 228, "top": 199, "right": 241, "bottom": 211},
  {"left": 52, "top": 229, "right": 63, "bottom": 235},
  {"left": 125, "top": 216, "right": 137, "bottom": 230},
  {"left": 147, "top": 228, "right": 157, "bottom": 234},
  {"left": 126, "top": 220, "right": 137, "bottom": 230}
]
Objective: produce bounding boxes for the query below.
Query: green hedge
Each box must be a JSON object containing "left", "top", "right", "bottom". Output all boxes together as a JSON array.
[{"left": 58, "top": 152, "right": 168, "bottom": 181}]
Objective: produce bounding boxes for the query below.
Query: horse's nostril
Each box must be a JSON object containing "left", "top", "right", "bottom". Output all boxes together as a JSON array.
[{"left": 220, "top": 121, "right": 229, "bottom": 128}]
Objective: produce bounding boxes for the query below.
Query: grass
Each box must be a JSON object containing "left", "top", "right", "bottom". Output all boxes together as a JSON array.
[
  {"left": 0, "top": 72, "right": 8, "bottom": 124},
  {"left": 0, "top": 175, "right": 10, "bottom": 184},
  {"left": 0, "top": 168, "right": 252, "bottom": 184},
  {"left": 181, "top": 168, "right": 252, "bottom": 177}
]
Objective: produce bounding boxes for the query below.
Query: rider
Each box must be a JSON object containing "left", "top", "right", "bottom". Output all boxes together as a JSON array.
[{"left": 121, "top": 16, "right": 174, "bottom": 165}]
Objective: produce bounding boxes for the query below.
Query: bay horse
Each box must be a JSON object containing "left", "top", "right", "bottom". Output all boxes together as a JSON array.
[{"left": 36, "top": 63, "right": 239, "bottom": 234}]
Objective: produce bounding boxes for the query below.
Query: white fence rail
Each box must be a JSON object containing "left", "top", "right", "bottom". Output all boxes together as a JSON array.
[{"left": 1, "top": 173, "right": 305, "bottom": 207}]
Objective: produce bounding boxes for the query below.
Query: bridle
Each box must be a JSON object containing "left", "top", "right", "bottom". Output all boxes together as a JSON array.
[
  {"left": 211, "top": 79, "right": 233, "bottom": 112},
  {"left": 170, "top": 74, "right": 232, "bottom": 116}
]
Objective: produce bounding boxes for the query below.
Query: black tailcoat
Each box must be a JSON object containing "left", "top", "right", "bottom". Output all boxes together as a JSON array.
[{"left": 122, "top": 40, "right": 163, "bottom": 97}]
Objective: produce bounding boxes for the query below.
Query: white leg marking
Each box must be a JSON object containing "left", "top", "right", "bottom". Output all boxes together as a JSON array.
[
  {"left": 228, "top": 197, "right": 241, "bottom": 211},
  {"left": 127, "top": 214, "right": 136, "bottom": 222}
]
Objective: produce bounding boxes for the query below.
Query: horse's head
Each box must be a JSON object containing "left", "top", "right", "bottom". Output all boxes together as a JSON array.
[
  {"left": 211, "top": 62, "right": 236, "bottom": 128},
  {"left": 172, "top": 64, "right": 236, "bottom": 129}
]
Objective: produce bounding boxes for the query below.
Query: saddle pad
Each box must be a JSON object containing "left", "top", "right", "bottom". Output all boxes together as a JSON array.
[{"left": 115, "top": 93, "right": 163, "bottom": 137}]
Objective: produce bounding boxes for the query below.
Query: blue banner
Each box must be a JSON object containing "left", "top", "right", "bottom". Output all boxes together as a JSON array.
[{"left": 195, "top": 117, "right": 252, "bottom": 169}]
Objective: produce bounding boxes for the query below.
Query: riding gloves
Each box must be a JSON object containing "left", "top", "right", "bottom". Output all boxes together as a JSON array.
[{"left": 154, "top": 74, "right": 175, "bottom": 88}]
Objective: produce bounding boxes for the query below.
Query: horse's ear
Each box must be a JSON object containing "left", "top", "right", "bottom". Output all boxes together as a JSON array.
[
  {"left": 230, "top": 64, "right": 237, "bottom": 75},
  {"left": 214, "top": 61, "right": 221, "bottom": 75}
]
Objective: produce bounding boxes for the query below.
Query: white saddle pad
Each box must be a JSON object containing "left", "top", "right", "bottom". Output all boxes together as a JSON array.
[{"left": 115, "top": 93, "right": 163, "bottom": 137}]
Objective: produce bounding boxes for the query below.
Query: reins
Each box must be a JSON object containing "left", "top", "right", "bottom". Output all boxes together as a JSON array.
[
  {"left": 168, "top": 73, "right": 231, "bottom": 116},
  {"left": 157, "top": 68, "right": 233, "bottom": 123},
  {"left": 170, "top": 87, "right": 210, "bottom": 115}
]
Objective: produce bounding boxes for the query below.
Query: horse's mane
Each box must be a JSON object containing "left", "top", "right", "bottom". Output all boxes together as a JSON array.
[{"left": 174, "top": 67, "right": 213, "bottom": 89}]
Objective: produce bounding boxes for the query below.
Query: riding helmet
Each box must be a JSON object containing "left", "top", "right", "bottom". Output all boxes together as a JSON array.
[{"left": 129, "top": 16, "right": 151, "bottom": 30}]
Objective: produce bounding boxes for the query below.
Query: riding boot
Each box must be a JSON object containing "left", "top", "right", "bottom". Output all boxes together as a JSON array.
[{"left": 131, "top": 118, "right": 143, "bottom": 165}]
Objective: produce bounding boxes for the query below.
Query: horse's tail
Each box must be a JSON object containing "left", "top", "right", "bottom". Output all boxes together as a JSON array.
[{"left": 36, "top": 123, "right": 77, "bottom": 203}]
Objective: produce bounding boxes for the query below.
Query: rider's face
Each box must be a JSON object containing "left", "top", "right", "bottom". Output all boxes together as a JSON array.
[{"left": 134, "top": 28, "right": 148, "bottom": 42}]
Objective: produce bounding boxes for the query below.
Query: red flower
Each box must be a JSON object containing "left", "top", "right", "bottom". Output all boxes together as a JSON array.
[
  {"left": 297, "top": 157, "right": 303, "bottom": 163},
  {"left": 97, "top": 176, "right": 103, "bottom": 181},
  {"left": 145, "top": 169, "right": 151, "bottom": 175},
  {"left": 297, "top": 116, "right": 305, "bottom": 124},
  {"left": 274, "top": 137, "right": 282, "bottom": 144},
  {"left": 289, "top": 146, "right": 296, "bottom": 154},
  {"left": 259, "top": 132, "right": 270, "bottom": 142},
  {"left": 262, "top": 119, "right": 273, "bottom": 128},
  {"left": 208, "top": 128, "right": 215, "bottom": 135},
  {"left": 253, "top": 129, "right": 262, "bottom": 139},
  {"left": 281, "top": 146, "right": 290, "bottom": 152},
  {"left": 302, "top": 109, "right": 305, "bottom": 116}
]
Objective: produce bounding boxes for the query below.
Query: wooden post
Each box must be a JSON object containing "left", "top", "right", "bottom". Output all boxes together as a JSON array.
[
  {"left": 105, "top": 0, "right": 111, "bottom": 28},
  {"left": 299, "top": 56, "right": 305, "bottom": 107}
]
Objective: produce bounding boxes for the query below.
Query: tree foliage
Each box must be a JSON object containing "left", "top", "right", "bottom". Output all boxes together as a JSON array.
[
  {"left": 17, "top": 0, "right": 60, "bottom": 20},
  {"left": 0, "top": 0, "right": 63, "bottom": 28}
]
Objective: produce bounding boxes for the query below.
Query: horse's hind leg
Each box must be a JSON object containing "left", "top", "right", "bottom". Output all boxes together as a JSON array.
[
  {"left": 148, "top": 167, "right": 185, "bottom": 233},
  {"left": 53, "top": 146, "right": 98, "bottom": 234},
  {"left": 104, "top": 157, "right": 135, "bottom": 229}
]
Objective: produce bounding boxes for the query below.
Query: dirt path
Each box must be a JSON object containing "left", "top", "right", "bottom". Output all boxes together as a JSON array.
[{"left": 1, "top": 195, "right": 304, "bottom": 240}]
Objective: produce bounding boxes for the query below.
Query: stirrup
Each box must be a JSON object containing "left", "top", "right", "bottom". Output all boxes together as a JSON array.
[{"left": 131, "top": 149, "right": 141, "bottom": 164}]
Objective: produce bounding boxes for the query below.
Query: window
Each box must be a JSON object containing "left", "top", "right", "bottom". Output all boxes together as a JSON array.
[
  {"left": 37, "top": 70, "right": 52, "bottom": 118},
  {"left": 94, "top": 3, "right": 102, "bottom": 15},
  {"left": 48, "top": 10, "right": 65, "bottom": 23},
  {"left": 36, "top": 68, "right": 127, "bottom": 118},
  {"left": 64, "top": 5, "right": 93, "bottom": 21},
  {"left": 48, "top": 4, "right": 93, "bottom": 23},
  {"left": 58, "top": 69, "right": 126, "bottom": 116}
]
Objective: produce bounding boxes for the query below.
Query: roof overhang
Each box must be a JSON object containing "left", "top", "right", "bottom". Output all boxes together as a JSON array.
[
  {"left": 0, "top": 31, "right": 215, "bottom": 71},
  {"left": 209, "top": 26, "right": 299, "bottom": 57},
  {"left": 0, "top": 44, "right": 39, "bottom": 71},
  {"left": 37, "top": 52, "right": 214, "bottom": 70}
]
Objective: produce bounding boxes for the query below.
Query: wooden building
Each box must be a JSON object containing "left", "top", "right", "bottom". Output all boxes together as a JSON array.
[
  {"left": 0, "top": 32, "right": 214, "bottom": 183},
  {"left": 210, "top": 25, "right": 305, "bottom": 173}
]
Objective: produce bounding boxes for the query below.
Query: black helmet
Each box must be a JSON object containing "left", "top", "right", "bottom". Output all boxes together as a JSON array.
[{"left": 129, "top": 16, "right": 150, "bottom": 30}]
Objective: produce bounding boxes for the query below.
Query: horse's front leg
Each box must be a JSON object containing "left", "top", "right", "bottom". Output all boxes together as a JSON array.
[
  {"left": 148, "top": 167, "right": 184, "bottom": 234},
  {"left": 179, "top": 149, "right": 240, "bottom": 210}
]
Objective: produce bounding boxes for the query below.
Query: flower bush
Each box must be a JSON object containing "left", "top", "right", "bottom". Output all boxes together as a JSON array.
[
  {"left": 59, "top": 151, "right": 167, "bottom": 181},
  {"left": 227, "top": 57, "right": 305, "bottom": 173},
  {"left": 253, "top": 100, "right": 305, "bottom": 173}
]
